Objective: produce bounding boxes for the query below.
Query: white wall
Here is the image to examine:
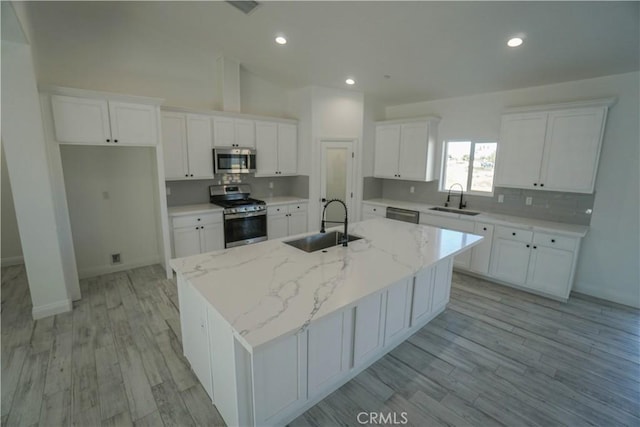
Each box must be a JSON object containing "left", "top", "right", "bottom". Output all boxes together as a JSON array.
[
  {"left": 1, "top": 38, "right": 73, "bottom": 318},
  {"left": 385, "top": 72, "right": 640, "bottom": 307},
  {"left": 1, "top": 145, "right": 23, "bottom": 265},
  {"left": 60, "top": 146, "right": 162, "bottom": 278},
  {"left": 241, "top": 67, "right": 289, "bottom": 118}
]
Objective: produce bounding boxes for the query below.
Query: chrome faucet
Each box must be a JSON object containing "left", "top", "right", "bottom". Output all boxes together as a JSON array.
[
  {"left": 320, "top": 199, "right": 349, "bottom": 246},
  {"left": 445, "top": 183, "right": 466, "bottom": 210}
]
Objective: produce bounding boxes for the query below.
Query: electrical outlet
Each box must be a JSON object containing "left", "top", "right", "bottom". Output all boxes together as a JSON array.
[
  {"left": 498, "top": 194, "right": 504, "bottom": 203},
  {"left": 410, "top": 186, "right": 415, "bottom": 194},
  {"left": 525, "top": 196, "right": 533, "bottom": 206},
  {"left": 269, "top": 182, "right": 274, "bottom": 189},
  {"left": 111, "top": 253, "right": 121, "bottom": 264},
  {"left": 166, "top": 186, "right": 171, "bottom": 196}
]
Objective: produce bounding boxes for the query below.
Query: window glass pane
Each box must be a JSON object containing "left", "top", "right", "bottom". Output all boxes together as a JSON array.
[
  {"left": 470, "top": 142, "right": 497, "bottom": 192},
  {"left": 444, "top": 141, "right": 471, "bottom": 191}
]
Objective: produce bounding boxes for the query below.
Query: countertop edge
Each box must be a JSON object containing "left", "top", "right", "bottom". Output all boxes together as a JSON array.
[{"left": 363, "top": 199, "right": 588, "bottom": 237}]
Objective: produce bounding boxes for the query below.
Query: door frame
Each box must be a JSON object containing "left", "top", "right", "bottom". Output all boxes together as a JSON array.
[{"left": 318, "top": 138, "right": 357, "bottom": 225}]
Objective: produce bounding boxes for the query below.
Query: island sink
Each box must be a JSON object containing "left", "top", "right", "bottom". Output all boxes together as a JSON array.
[
  {"left": 284, "top": 231, "right": 362, "bottom": 252},
  {"left": 430, "top": 206, "right": 480, "bottom": 216}
]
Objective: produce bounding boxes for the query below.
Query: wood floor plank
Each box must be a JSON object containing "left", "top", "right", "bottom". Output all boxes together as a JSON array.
[
  {"left": 152, "top": 380, "right": 196, "bottom": 427},
  {"left": 408, "top": 389, "right": 471, "bottom": 426},
  {"left": 1, "top": 345, "right": 29, "bottom": 417},
  {"left": 180, "top": 385, "right": 225, "bottom": 426},
  {"left": 95, "top": 345, "right": 129, "bottom": 421},
  {"left": 155, "top": 330, "right": 197, "bottom": 392},
  {"left": 6, "top": 350, "right": 49, "bottom": 426},
  {"left": 439, "top": 393, "right": 504, "bottom": 427},
  {"left": 102, "top": 410, "right": 134, "bottom": 427},
  {"left": 43, "top": 331, "right": 72, "bottom": 397},
  {"left": 38, "top": 389, "right": 71, "bottom": 427},
  {"left": 132, "top": 409, "right": 165, "bottom": 427}
]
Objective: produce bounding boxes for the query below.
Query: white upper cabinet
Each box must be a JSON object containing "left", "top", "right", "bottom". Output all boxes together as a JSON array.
[
  {"left": 495, "top": 99, "right": 612, "bottom": 193},
  {"left": 373, "top": 118, "right": 438, "bottom": 181},
  {"left": 494, "top": 112, "right": 547, "bottom": 189},
  {"left": 161, "top": 112, "right": 213, "bottom": 180},
  {"left": 373, "top": 125, "right": 401, "bottom": 179},
  {"left": 213, "top": 116, "right": 256, "bottom": 148},
  {"left": 212, "top": 116, "right": 235, "bottom": 147},
  {"left": 51, "top": 95, "right": 111, "bottom": 144},
  {"left": 540, "top": 108, "right": 606, "bottom": 192},
  {"left": 51, "top": 94, "right": 158, "bottom": 146},
  {"left": 255, "top": 121, "right": 298, "bottom": 176},
  {"left": 234, "top": 119, "right": 255, "bottom": 148}
]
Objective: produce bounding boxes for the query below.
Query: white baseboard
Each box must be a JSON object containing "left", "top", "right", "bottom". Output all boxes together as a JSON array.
[
  {"left": 32, "top": 299, "right": 72, "bottom": 319},
  {"left": 77, "top": 255, "right": 163, "bottom": 279},
  {"left": 573, "top": 280, "right": 640, "bottom": 309},
  {"left": 1, "top": 255, "right": 24, "bottom": 267}
]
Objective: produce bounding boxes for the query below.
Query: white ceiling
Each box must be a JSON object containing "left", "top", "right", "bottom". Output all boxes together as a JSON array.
[{"left": 19, "top": 1, "right": 640, "bottom": 105}]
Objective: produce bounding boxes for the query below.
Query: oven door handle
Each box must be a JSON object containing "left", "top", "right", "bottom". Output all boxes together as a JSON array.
[{"left": 225, "top": 211, "right": 267, "bottom": 220}]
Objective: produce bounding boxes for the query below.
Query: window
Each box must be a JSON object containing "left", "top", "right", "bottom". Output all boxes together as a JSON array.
[{"left": 441, "top": 141, "right": 497, "bottom": 194}]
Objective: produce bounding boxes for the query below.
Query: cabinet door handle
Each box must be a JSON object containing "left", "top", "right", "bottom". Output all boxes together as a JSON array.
[
  {"left": 483, "top": 227, "right": 487, "bottom": 231},
  {"left": 190, "top": 174, "right": 194, "bottom": 177},
  {"left": 533, "top": 246, "right": 537, "bottom": 249},
  {"left": 197, "top": 218, "right": 201, "bottom": 221},
  {"left": 540, "top": 184, "right": 544, "bottom": 187},
  {"left": 185, "top": 174, "right": 188, "bottom": 177},
  {"left": 533, "top": 183, "right": 537, "bottom": 186},
  {"left": 551, "top": 239, "right": 555, "bottom": 243},
  {"left": 526, "top": 244, "right": 530, "bottom": 248},
  {"left": 106, "top": 139, "right": 111, "bottom": 143},
  {"left": 512, "top": 232, "right": 516, "bottom": 236},
  {"left": 114, "top": 139, "right": 118, "bottom": 143}
]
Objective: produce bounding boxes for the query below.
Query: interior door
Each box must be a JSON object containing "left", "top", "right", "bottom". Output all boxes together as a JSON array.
[{"left": 319, "top": 140, "right": 355, "bottom": 224}]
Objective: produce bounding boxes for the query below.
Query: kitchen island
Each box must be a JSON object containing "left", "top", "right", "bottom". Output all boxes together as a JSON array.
[{"left": 170, "top": 218, "right": 482, "bottom": 426}]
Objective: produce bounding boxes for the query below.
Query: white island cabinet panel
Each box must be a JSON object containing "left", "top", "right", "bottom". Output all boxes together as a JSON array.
[
  {"left": 383, "top": 278, "right": 411, "bottom": 345},
  {"left": 411, "top": 267, "right": 434, "bottom": 325},
  {"left": 307, "top": 310, "right": 351, "bottom": 396},
  {"left": 253, "top": 334, "right": 303, "bottom": 425},
  {"left": 432, "top": 257, "right": 454, "bottom": 311},
  {"left": 353, "top": 293, "right": 384, "bottom": 367}
]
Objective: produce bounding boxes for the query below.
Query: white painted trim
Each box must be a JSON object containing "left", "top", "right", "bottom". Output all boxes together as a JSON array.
[
  {"left": 573, "top": 281, "right": 640, "bottom": 309},
  {"left": 375, "top": 116, "right": 441, "bottom": 125},
  {"left": 161, "top": 105, "right": 298, "bottom": 124},
  {"left": 32, "top": 298, "right": 72, "bottom": 319},
  {"left": 38, "top": 85, "right": 164, "bottom": 105},
  {"left": 503, "top": 97, "right": 617, "bottom": 113},
  {"left": 77, "top": 255, "right": 163, "bottom": 279},
  {"left": 1, "top": 256, "right": 24, "bottom": 267}
]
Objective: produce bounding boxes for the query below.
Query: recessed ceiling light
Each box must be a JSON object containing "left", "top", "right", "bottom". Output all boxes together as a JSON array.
[
  {"left": 345, "top": 78, "right": 355, "bottom": 85},
  {"left": 275, "top": 36, "right": 287, "bottom": 45},
  {"left": 507, "top": 37, "right": 523, "bottom": 48}
]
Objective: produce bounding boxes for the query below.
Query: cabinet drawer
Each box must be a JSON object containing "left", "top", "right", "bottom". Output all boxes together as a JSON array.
[
  {"left": 494, "top": 225, "right": 533, "bottom": 243},
  {"left": 533, "top": 232, "right": 577, "bottom": 251},
  {"left": 172, "top": 212, "right": 222, "bottom": 228},
  {"left": 288, "top": 203, "right": 307, "bottom": 214},
  {"left": 362, "top": 204, "right": 385, "bottom": 217},
  {"left": 267, "top": 205, "right": 287, "bottom": 216}
]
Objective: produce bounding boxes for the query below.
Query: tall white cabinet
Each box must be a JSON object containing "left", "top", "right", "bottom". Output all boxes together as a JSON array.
[
  {"left": 161, "top": 112, "right": 214, "bottom": 180},
  {"left": 495, "top": 99, "right": 614, "bottom": 193},
  {"left": 373, "top": 117, "right": 439, "bottom": 181}
]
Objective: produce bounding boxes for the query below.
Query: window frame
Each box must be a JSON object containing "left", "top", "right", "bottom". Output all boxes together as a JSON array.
[{"left": 439, "top": 139, "right": 497, "bottom": 197}]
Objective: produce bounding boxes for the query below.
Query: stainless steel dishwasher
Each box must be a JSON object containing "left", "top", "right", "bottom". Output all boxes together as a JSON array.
[{"left": 386, "top": 207, "right": 420, "bottom": 224}]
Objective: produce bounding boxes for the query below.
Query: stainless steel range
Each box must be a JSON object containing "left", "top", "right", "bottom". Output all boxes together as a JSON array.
[{"left": 209, "top": 184, "right": 267, "bottom": 248}]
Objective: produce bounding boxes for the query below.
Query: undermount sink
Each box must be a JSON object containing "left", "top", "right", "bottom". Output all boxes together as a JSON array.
[
  {"left": 429, "top": 206, "right": 480, "bottom": 216},
  {"left": 284, "top": 231, "right": 362, "bottom": 253}
]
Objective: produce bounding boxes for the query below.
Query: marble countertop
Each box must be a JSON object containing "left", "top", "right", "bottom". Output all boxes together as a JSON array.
[
  {"left": 167, "top": 197, "right": 308, "bottom": 217},
  {"left": 363, "top": 198, "right": 589, "bottom": 237},
  {"left": 170, "top": 218, "right": 482, "bottom": 351}
]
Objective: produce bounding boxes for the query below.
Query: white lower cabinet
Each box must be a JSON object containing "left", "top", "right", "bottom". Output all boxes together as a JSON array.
[
  {"left": 469, "top": 223, "right": 494, "bottom": 274},
  {"left": 361, "top": 203, "right": 386, "bottom": 220},
  {"left": 177, "top": 276, "right": 213, "bottom": 399},
  {"left": 411, "top": 267, "right": 434, "bottom": 325},
  {"left": 490, "top": 225, "right": 578, "bottom": 299},
  {"left": 171, "top": 213, "right": 224, "bottom": 258},
  {"left": 267, "top": 203, "right": 308, "bottom": 240}
]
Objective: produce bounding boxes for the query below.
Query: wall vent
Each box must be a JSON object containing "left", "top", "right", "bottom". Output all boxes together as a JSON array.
[{"left": 226, "top": 1, "right": 260, "bottom": 15}]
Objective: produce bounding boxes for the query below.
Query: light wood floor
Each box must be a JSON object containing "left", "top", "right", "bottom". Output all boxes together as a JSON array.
[{"left": 2, "top": 264, "right": 639, "bottom": 426}]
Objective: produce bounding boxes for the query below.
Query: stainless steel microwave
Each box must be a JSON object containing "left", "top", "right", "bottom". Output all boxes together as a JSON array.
[{"left": 213, "top": 148, "right": 256, "bottom": 174}]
